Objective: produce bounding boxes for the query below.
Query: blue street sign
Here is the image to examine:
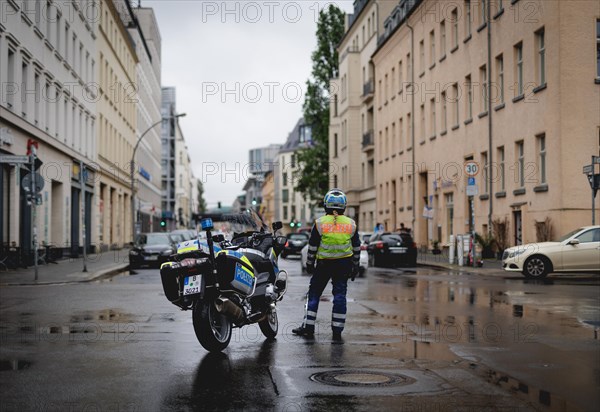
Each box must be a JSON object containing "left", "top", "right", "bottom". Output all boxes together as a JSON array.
[{"left": 468, "top": 177, "right": 475, "bottom": 185}]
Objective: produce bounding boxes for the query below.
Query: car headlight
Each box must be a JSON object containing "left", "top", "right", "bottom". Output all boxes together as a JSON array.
[
  {"left": 130, "top": 250, "right": 139, "bottom": 256},
  {"left": 161, "top": 249, "right": 174, "bottom": 256},
  {"left": 508, "top": 249, "right": 526, "bottom": 259}
]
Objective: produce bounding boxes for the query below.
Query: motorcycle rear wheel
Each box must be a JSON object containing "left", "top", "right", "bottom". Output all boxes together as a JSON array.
[
  {"left": 193, "top": 300, "right": 232, "bottom": 352},
  {"left": 258, "top": 307, "right": 278, "bottom": 340}
]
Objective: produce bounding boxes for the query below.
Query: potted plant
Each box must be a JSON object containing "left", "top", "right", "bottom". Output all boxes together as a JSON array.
[
  {"left": 431, "top": 240, "right": 442, "bottom": 255},
  {"left": 475, "top": 232, "right": 496, "bottom": 259}
]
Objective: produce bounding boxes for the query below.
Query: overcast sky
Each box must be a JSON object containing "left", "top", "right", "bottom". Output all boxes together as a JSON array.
[{"left": 144, "top": 0, "right": 354, "bottom": 208}]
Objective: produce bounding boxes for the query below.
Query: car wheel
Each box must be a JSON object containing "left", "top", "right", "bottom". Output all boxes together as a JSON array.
[{"left": 523, "top": 255, "right": 552, "bottom": 279}]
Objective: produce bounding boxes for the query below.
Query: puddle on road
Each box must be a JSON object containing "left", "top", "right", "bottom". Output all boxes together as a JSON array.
[{"left": 0, "top": 359, "right": 32, "bottom": 371}]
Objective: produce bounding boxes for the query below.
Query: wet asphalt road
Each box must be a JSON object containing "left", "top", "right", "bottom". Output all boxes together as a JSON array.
[{"left": 0, "top": 258, "right": 598, "bottom": 412}]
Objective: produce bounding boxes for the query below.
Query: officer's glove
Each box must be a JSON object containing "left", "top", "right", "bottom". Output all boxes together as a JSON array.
[
  {"left": 306, "top": 262, "right": 315, "bottom": 275},
  {"left": 350, "top": 265, "right": 359, "bottom": 281}
]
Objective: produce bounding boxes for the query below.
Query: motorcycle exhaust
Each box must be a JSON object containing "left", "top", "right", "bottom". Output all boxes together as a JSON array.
[{"left": 215, "top": 297, "right": 246, "bottom": 325}]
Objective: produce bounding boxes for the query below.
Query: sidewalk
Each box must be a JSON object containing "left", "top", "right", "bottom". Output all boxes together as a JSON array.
[
  {"left": 417, "top": 250, "right": 505, "bottom": 275},
  {"left": 0, "top": 250, "right": 130, "bottom": 286}
]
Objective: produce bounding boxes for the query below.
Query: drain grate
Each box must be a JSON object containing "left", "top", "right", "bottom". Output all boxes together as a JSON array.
[{"left": 310, "top": 370, "right": 415, "bottom": 387}]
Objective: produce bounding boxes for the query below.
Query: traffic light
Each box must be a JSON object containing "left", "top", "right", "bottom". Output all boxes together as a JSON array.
[
  {"left": 251, "top": 198, "right": 257, "bottom": 206},
  {"left": 290, "top": 221, "right": 295, "bottom": 228},
  {"left": 160, "top": 219, "right": 167, "bottom": 228}
]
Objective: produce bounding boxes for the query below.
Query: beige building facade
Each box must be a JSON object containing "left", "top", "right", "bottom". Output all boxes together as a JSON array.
[
  {"left": 1, "top": 0, "right": 99, "bottom": 258},
  {"left": 369, "top": 0, "right": 599, "bottom": 248},
  {"left": 330, "top": 0, "right": 398, "bottom": 232},
  {"left": 97, "top": 0, "right": 138, "bottom": 248}
]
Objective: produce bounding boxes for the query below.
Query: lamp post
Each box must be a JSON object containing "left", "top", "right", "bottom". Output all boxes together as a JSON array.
[{"left": 130, "top": 113, "right": 186, "bottom": 242}]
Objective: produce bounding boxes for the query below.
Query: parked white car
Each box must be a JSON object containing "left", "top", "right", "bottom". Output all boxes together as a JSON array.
[
  {"left": 502, "top": 226, "right": 600, "bottom": 278},
  {"left": 300, "top": 242, "right": 369, "bottom": 276}
]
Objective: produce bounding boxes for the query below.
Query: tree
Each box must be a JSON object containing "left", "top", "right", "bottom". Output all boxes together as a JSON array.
[
  {"left": 196, "top": 180, "right": 207, "bottom": 213},
  {"left": 295, "top": 5, "right": 345, "bottom": 204}
]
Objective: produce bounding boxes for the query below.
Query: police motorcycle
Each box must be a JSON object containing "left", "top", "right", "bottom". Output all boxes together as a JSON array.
[{"left": 159, "top": 210, "right": 288, "bottom": 352}]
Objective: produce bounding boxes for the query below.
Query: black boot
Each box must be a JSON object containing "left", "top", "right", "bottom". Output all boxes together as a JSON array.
[
  {"left": 332, "top": 330, "right": 343, "bottom": 341},
  {"left": 292, "top": 326, "right": 314, "bottom": 337}
]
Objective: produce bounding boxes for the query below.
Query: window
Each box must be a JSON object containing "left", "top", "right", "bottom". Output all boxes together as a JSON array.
[
  {"left": 392, "top": 122, "right": 396, "bottom": 152},
  {"left": 498, "top": 146, "right": 505, "bottom": 191},
  {"left": 399, "top": 117, "right": 404, "bottom": 150},
  {"left": 445, "top": 193, "right": 454, "bottom": 237},
  {"left": 430, "top": 98, "right": 436, "bottom": 136},
  {"left": 407, "top": 113, "right": 412, "bottom": 148},
  {"left": 596, "top": 20, "right": 600, "bottom": 78},
  {"left": 391, "top": 67, "right": 395, "bottom": 96},
  {"left": 407, "top": 52, "right": 412, "bottom": 84},
  {"left": 465, "top": 0, "right": 472, "bottom": 37},
  {"left": 465, "top": 75, "right": 472, "bottom": 120},
  {"left": 441, "top": 91, "right": 448, "bottom": 131},
  {"left": 515, "top": 42, "right": 523, "bottom": 96},
  {"left": 481, "top": 151, "right": 488, "bottom": 193},
  {"left": 452, "top": 83, "right": 459, "bottom": 126},
  {"left": 480, "top": 0, "right": 487, "bottom": 26},
  {"left": 6, "top": 48, "right": 15, "bottom": 108},
  {"left": 576, "top": 228, "right": 600, "bottom": 243},
  {"left": 283, "top": 206, "right": 288, "bottom": 220},
  {"left": 419, "top": 40, "right": 425, "bottom": 74},
  {"left": 299, "top": 125, "right": 312, "bottom": 143},
  {"left": 282, "top": 172, "right": 287, "bottom": 186},
  {"left": 440, "top": 21, "right": 446, "bottom": 56},
  {"left": 385, "top": 127, "right": 389, "bottom": 156},
  {"left": 34, "top": 72, "right": 40, "bottom": 125},
  {"left": 536, "top": 28, "right": 545, "bottom": 85},
  {"left": 480, "top": 65, "right": 488, "bottom": 112},
  {"left": 496, "top": 54, "right": 504, "bottom": 104},
  {"left": 537, "top": 134, "right": 546, "bottom": 184},
  {"left": 384, "top": 73, "right": 388, "bottom": 102},
  {"left": 21, "top": 62, "right": 28, "bottom": 117},
  {"left": 430, "top": 30, "right": 436, "bottom": 64},
  {"left": 452, "top": 9, "right": 459, "bottom": 48},
  {"left": 420, "top": 104, "right": 426, "bottom": 141},
  {"left": 517, "top": 141, "right": 524, "bottom": 187},
  {"left": 282, "top": 189, "right": 289, "bottom": 203},
  {"left": 398, "top": 60, "right": 403, "bottom": 92},
  {"left": 334, "top": 133, "right": 338, "bottom": 157}
]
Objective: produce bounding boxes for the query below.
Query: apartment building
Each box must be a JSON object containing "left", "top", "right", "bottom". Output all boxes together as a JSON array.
[
  {"left": 1, "top": 0, "right": 98, "bottom": 257},
  {"left": 274, "top": 118, "right": 314, "bottom": 234},
  {"left": 330, "top": 0, "right": 397, "bottom": 232},
  {"left": 371, "top": 0, "right": 599, "bottom": 246},
  {"left": 125, "top": 5, "right": 163, "bottom": 233},
  {"left": 97, "top": 0, "right": 138, "bottom": 249}
]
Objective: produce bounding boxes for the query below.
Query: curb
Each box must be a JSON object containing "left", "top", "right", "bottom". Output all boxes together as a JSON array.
[
  {"left": 417, "top": 259, "right": 506, "bottom": 276},
  {"left": 0, "top": 263, "right": 129, "bottom": 287}
]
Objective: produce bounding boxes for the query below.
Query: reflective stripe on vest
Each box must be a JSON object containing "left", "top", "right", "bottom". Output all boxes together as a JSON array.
[{"left": 316, "top": 215, "right": 356, "bottom": 260}]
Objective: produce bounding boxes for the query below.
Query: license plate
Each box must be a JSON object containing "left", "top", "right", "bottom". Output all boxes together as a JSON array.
[
  {"left": 390, "top": 248, "right": 407, "bottom": 254},
  {"left": 145, "top": 255, "right": 158, "bottom": 261},
  {"left": 183, "top": 275, "right": 202, "bottom": 296}
]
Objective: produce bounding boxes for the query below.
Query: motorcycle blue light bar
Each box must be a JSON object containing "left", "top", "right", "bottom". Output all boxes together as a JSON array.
[{"left": 201, "top": 218, "right": 214, "bottom": 231}]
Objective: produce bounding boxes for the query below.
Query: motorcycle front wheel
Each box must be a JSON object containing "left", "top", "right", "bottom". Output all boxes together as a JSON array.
[
  {"left": 193, "top": 300, "right": 232, "bottom": 352},
  {"left": 258, "top": 306, "right": 278, "bottom": 340}
]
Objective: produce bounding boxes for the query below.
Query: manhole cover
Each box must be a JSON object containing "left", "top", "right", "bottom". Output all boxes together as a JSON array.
[{"left": 310, "top": 370, "right": 415, "bottom": 387}]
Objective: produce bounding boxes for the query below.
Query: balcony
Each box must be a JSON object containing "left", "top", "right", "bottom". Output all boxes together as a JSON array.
[
  {"left": 362, "top": 130, "right": 374, "bottom": 152},
  {"left": 362, "top": 79, "right": 374, "bottom": 102}
]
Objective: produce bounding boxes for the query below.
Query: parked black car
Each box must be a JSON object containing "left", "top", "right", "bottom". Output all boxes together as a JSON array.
[
  {"left": 367, "top": 232, "right": 417, "bottom": 267},
  {"left": 129, "top": 232, "right": 177, "bottom": 269},
  {"left": 282, "top": 232, "right": 309, "bottom": 258}
]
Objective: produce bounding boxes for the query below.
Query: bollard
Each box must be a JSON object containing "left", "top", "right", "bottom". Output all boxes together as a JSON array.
[{"left": 449, "top": 234, "right": 455, "bottom": 264}]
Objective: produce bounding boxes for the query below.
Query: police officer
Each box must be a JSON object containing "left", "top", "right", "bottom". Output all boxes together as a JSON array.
[{"left": 292, "top": 189, "right": 360, "bottom": 340}]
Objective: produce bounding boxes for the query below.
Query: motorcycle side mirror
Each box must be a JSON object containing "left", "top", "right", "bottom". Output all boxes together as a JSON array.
[
  {"left": 272, "top": 221, "right": 283, "bottom": 231},
  {"left": 275, "top": 236, "right": 287, "bottom": 247},
  {"left": 212, "top": 234, "right": 225, "bottom": 243}
]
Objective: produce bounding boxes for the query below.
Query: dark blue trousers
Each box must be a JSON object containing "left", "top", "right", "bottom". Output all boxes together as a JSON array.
[{"left": 303, "top": 258, "right": 352, "bottom": 333}]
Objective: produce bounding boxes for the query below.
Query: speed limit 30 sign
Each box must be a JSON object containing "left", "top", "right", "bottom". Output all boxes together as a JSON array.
[{"left": 464, "top": 161, "right": 480, "bottom": 176}]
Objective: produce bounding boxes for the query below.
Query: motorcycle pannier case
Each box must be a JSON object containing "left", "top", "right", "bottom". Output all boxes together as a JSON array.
[
  {"left": 160, "top": 258, "right": 210, "bottom": 304},
  {"left": 215, "top": 251, "right": 256, "bottom": 297}
]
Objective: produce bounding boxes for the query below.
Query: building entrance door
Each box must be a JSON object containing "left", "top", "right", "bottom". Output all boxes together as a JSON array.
[{"left": 513, "top": 210, "right": 522, "bottom": 245}]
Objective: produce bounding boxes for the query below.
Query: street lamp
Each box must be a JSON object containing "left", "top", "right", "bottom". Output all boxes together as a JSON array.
[{"left": 130, "top": 113, "right": 186, "bottom": 242}]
